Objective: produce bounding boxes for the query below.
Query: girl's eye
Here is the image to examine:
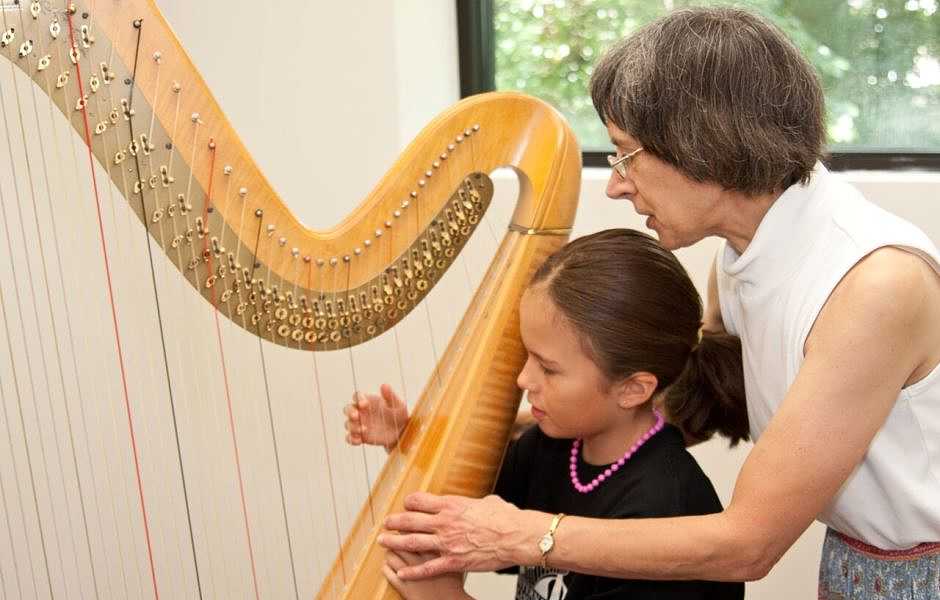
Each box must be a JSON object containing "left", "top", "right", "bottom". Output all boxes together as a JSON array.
[{"left": 541, "top": 365, "right": 556, "bottom": 376}]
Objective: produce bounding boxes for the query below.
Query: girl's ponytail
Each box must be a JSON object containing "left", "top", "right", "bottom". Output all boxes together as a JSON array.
[{"left": 664, "top": 332, "right": 750, "bottom": 446}]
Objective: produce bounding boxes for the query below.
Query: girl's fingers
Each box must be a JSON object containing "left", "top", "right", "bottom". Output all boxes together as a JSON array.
[
  {"left": 385, "top": 551, "right": 407, "bottom": 571},
  {"left": 382, "top": 564, "right": 405, "bottom": 595},
  {"left": 380, "top": 383, "right": 403, "bottom": 408}
]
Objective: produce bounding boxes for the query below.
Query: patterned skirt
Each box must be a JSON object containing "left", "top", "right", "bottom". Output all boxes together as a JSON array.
[{"left": 819, "top": 528, "right": 940, "bottom": 599}]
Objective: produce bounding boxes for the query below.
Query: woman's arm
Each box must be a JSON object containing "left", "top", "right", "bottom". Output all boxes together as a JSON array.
[{"left": 381, "top": 248, "right": 939, "bottom": 581}]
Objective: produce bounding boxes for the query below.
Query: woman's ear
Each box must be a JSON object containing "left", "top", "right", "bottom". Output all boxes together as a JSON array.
[{"left": 615, "top": 371, "right": 659, "bottom": 409}]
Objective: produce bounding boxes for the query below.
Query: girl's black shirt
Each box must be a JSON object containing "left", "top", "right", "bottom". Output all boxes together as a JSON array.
[{"left": 494, "top": 424, "right": 745, "bottom": 600}]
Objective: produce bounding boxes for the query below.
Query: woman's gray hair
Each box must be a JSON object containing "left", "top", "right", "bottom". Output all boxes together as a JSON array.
[{"left": 591, "top": 7, "right": 825, "bottom": 196}]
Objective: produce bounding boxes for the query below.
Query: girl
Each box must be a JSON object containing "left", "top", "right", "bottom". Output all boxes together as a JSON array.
[{"left": 345, "top": 229, "right": 747, "bottom": 599}]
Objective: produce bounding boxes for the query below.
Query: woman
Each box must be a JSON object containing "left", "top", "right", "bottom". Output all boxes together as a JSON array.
[{"left": 378, "top": 7, "right": 940, "bottom": 597}]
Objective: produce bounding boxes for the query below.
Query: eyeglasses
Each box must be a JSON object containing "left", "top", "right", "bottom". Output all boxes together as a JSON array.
[{"left": 607, "top": 146, "right": 644, "bottom": 179}]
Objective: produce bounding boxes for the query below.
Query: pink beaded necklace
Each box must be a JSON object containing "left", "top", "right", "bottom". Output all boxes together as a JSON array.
[{"left": 569, "top": 409, "right": 665, "bottom": 494}]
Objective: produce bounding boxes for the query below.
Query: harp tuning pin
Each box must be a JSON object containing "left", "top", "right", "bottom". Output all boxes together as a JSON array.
[
  {"left": 172, "top": 81, "right": 181, "bottom": 93},
  {"left": 410, "top": 191, "right": 418, "bottom": 199},
  {"left": 330, "top": 257, "right": 338, "bottom": 266},
  {"left": 303, "top": 255, "right": 311, "bottom": 263},
  {"left": 317, "top": 258, "right": 325, "bottom": 267},
  {"left": 208, "top": 140, "right": 216, "bottom": 150},
  {"left": 343, "top": 255, "right": 351, "bottom": 263},
  {"left": 354, "top": 248, "right": 362, "bottom": 256},
  {"left": 291, "top": 247, "right": 300, "bottom": 257},
  {"left": 456, "top": 135, "right": 464, "bottom": 143},
  {"left": 239, "top": 187, "right": 248, "bottom": 197},
  {"left": 278, "top": 236, "right": 287, "bottom": 246},
  {"left": 425, "top": 170, "right": 433, "bottom": 178},
  {"left": 418, "top": 179, "right": 426, "bottom": 187},
  {"left": 401, "top": 200, "right": 410, "bottom": 208},
  {"left": 191, "top": 112, "right": 200, "bottom": 123},
  {"left": 224, "top": 165, "right": 232, "bottom": 175},
  {"left": 364, "top": 239, "right": 372, "bottom": 247},
  {"left": 152, "top": 51, "right": 162, "bottom": 63},
  {"left": 432, "top": 161, "right": 440, "bottom": 169},
  {"left": 385, "top": 220, "right": 393, "bottom": 228},
  {"left": 447, "top": 144, "right": 455, "bottom": 151},
  {"left": 266, "top": 224, "right": 276, "bottom": 236},
  {"left": 464, "top": 129, "right": 471, "bottom": 136},
  {"left": 473, "top": 124, "right": 480, "bottom": 131},
  {"left": 254, "top": 209, "right": 263, "bottom": 217},
  {"left": 440, "top": 152, "right": 448, "bottom": 160},
  {"left": 375, "top": 229, "right": 383, "bottom": 238},
  {"left": 393, "top": 210, "right": 401, "bottom": 218}
]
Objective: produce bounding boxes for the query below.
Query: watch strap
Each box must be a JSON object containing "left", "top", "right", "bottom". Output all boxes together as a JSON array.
[{"left": 538, "top": 513, "right": 566, "bottom": 568}]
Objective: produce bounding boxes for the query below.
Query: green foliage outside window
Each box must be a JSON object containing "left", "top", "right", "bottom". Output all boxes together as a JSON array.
[{"left": 494, "top": 0, "right": 940, "bottom": 153}]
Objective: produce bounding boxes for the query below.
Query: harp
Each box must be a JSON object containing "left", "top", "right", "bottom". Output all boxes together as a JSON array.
[{"left": 0, "top": 1, "right": 580, "bottom": 598}]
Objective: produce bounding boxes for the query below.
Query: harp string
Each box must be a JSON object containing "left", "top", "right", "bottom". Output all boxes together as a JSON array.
[
  {"left": 65, "top": 6, "right": 162, "bottom": 597},
  {"left": 0, "top": 442, "right": 21, "bottom": 597},
  {"left": 125, "top": 17, "right": 206, "bottom": 597},
  {"left": 310, "top": 258, "right": 348, "bottom": 593},
  {"left": 288, "top": 242, "right": 332, "bottom": 594},
  {"left": 0, "top": 4, "right": 69, "bottom": 595},
  {"left": 145, "top": 43, "right": 197, "bottom": 599},
  {"left": 164, "top": 79, "right": 221, "bottom": 599},
  {"left": 12, "top": 2, "right": 106, "bottom": 597},
  {"left": 343, "top": 258, "right": 379, "bottom": 530},
  {"left": 254, "top": 224, "right": 302, "bottom": 600},
  {"left": 0, "top": 231, "right": 47, "bottom": 598},
  {"left": 56, "top": 10, "right": 137, "bottom": 597},
  {"left": 0, "top": 7, "right": 67, "bottom": 594}
]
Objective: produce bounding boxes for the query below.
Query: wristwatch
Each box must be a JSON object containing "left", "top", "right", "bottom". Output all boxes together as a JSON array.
[{"left": 538, "top": 513, "right": 566, "bottom": 569}]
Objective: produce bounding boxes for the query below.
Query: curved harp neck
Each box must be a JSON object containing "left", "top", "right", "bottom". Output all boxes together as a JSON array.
[
  {"left": 19, "top": 0, "right": 579, "bottom": 350},
  {"left": 90, "top": 2, "right": 579, "bottom": 277}
]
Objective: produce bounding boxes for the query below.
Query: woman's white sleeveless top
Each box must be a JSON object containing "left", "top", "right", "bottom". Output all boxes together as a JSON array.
[{"left": 716, "top": 164, "right": 940, "bottom": 549}]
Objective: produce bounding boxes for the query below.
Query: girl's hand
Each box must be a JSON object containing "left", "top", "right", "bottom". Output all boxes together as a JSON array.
[
  {"left": 344, "top": 383, "right": 409, "bottom": 450},
  {"left": 383, "top": 549, "right": 470, "bottom": 600}
]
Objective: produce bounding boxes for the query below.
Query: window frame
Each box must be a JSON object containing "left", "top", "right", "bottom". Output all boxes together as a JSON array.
[{"left": 456, "top": 0, "right": 940, "bottom": 172}]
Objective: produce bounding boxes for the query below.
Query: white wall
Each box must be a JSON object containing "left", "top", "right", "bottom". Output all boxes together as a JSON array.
[{"left": 155, "top": 3, "right": 940, "bottom": 599}]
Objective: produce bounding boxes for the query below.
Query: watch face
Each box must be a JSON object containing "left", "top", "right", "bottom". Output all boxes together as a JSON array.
[{"left": 538, "top": 534, "right": 554, "bottom": 554}]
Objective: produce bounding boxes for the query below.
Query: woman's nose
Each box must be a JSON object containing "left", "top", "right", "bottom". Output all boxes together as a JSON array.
[{"left": 606, "top": 170, "right": 637, "bottom": 200}]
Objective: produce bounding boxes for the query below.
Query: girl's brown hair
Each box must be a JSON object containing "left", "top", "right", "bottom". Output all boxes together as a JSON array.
[{"left": 530, "top": 229, "right": 748, "bottom": 445}]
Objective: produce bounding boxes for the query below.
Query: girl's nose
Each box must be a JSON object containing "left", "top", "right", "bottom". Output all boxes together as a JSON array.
[{"left": 517, "top": 357, "right": 537, "bottom": 392}]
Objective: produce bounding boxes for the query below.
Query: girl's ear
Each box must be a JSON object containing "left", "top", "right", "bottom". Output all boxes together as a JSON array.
[{"left": 615, "top": 371, "right": 659, "bottom": 409}]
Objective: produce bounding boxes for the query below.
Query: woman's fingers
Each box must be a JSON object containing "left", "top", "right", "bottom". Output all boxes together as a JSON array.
[
  {"left": 378, "top": 532, "right": 439, "bottom": 554},
  {"left": 383, "top": 508, "right": 441, "bottom": 533},
  {"left": 403, "top": 491, "right": 452, "bottom": 513}
]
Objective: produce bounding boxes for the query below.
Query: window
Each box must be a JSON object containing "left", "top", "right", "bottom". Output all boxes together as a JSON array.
[{"left": 457, "top": 0, "right": 940, "bottom": 170}]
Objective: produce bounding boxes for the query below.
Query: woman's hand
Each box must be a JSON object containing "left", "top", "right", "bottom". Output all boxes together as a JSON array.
[
  {"left": 383, "top": 549, "right": 469, "bottom": 599},
  {"left": 379, "top": 492, "right": 544, "bottom": 579},
  {"left": 344, "top": 383, "right": 409, "bottom": 450}
]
